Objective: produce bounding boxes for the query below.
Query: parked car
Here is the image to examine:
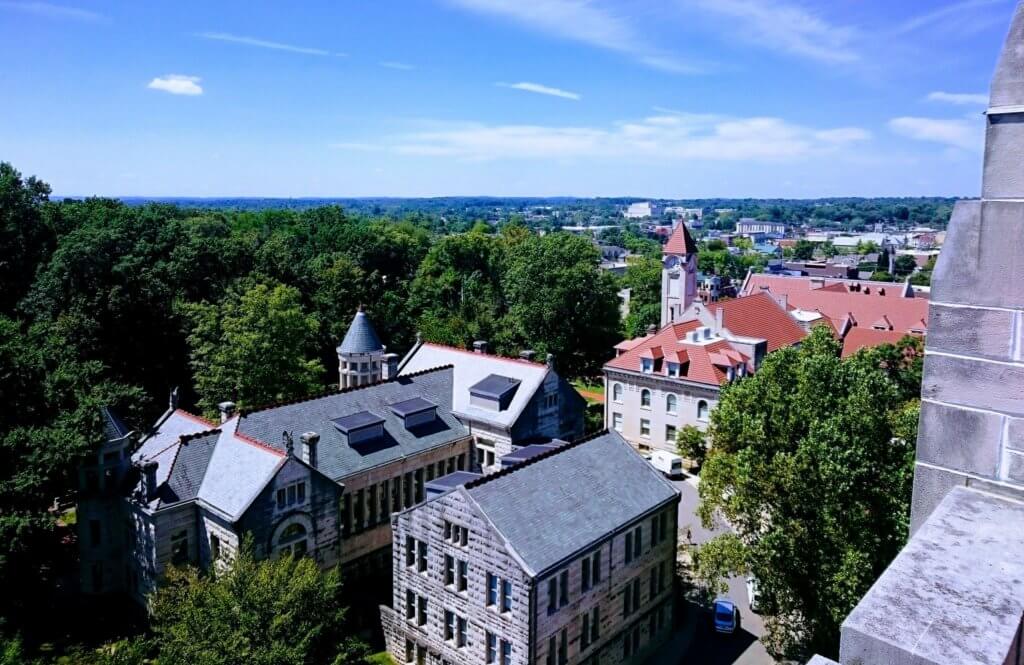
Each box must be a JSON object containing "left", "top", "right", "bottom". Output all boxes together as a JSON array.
[
  {"left": 713, "top": 598, "right": 740, "bottom": 634},
  {"left": 746, "top": 577, "right": 761, "bottom": 613},
  {"left": 649, "top": 450, "right": 685, "bottom": 478}
]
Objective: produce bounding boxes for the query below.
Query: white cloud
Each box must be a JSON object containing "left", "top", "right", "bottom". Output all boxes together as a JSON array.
[
  {"left": 894, "top": 0, "right": 1004, "bottom": 35},
  {"left": 0, "top": 1, "right": 104, "bottom": 21},
  {"left": 333, "top": 112, "right": 869, "bottom": 162},
  {"left": 927, "top": 91, "right": 989, "bottom": 106},
  {"left": 888, "top": 116, "right": 982, "bottom": 151},
  {"left": 496, "top": 82, "right": 580, "bottom": 100},
  {"left": 198, "top": 32, "right": 329, "bottom": 56},
  {"left": 147, "top": 74, "right": 203, "bottom": 96},
  {"left": 688, "top": 0, "right": 859, "bottom": 63},
  {"left": 379, "top": 61, "right": 416, "bottom": 70},
  {"left": 443, "top": 0, "right": 701, "bottom": 73}
]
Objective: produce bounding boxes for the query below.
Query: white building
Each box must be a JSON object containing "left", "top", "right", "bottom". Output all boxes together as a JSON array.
[{"left": 623, "top": 202, "right": 662, "bottom": 219}]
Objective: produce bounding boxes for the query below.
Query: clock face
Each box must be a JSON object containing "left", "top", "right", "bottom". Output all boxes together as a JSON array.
[{"left": 663, "top": 255, "right": 681, "bottom": 269}]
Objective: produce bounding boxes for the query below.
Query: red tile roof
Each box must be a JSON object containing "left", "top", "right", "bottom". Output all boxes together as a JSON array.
[
  {"left": 664, "top": 223, "right": 698, "bottom": 255},
  {"left": 704, "top": 292, "right": 808, "bottom": 353},
  {"left": 605, "top": 321, "right": 750, "bottom": 387},
  {"left": 841, "top": 328, "right": 920, "bottom": 358}
]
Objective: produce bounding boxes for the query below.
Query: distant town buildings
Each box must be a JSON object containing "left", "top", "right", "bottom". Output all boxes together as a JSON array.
[
  {"left": 623, "top": 202, "right": 662, "bottom": 219},
  {"left": 735, "top": 218, "right": 786, "bottom": 236}
]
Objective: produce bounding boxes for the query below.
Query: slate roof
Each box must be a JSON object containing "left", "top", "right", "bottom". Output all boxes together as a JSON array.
[
  {"left": 398, "top": 343, "right": 551, "bottom": 430},
  {"left": 236, "top": 366, "right": 468, "bottom": 481},
  {"left": 470, "top": 374, "right": 522, "bottom": 401},
  {"left": 663, "top": 223, "right": 698, "bottom": 255},
  {"left": 705, "top": 292, "right": 808, "bottom": 353},
  {"left": 389, "top": 397, "right": 437, "bottom": 417},
  {"left": 195, "top": 427, "right": 284, "bottom": 520},
  {"left": 464, "top": 430, "right": 679, "bottom": 576},
  {"left": 337, "top": 308, "right": 384, "bottom": 354},
  {"left": 605, "top": 321, "right": 751, "bottom": 386},
  {"left": 101, "top": 406, "right": 133, "bottom": 442},
  {"left": 133, "top": 410, "right": 217, "bottom": 489},
  {"left": 157, "top": 430, "right": 220, "bottom": 507}
]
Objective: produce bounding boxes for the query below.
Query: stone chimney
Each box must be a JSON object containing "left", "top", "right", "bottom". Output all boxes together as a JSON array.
[
  {"left": 382, "top": 353, "right": 400, "bottom": 380},
  {"left": 519, "top": 349, "right": 536, "bottom": 362},
  {"left": 714, "top": 306, "right": 725, "bottom": 331},
  {"left": 546, "top": 353, "right": 556, "bottom": 370},
  {"left": 141, "top": 460, "right": 158, "bottom": 501},
  {"left": 300, "top": 432, "right": 320, "bottom": 468},
  {"left": 646, "top": 324, "right": 658, "bottom": 336},
  {"left": 473, "top": 340, "right": 489, "bottom": 354},
  {"left": 217, "top": 401, "right": 236, "bottom": 423},
  {"left": 283, "top": 431, "right": 294, "bottom": 457}
]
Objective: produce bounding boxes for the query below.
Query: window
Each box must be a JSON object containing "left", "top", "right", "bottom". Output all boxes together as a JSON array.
[
  {"left": 500, "top": 639, "right": 511, "bottom": 665},
  {"left": 667, "top": 362, "right": 680, "bottom": 377},
  {"left": 546, "top": 636, "right": 556, "bottom": 665},
  {"left": 417, "top": 540, "right": 428, "bottom": 573},
  {"left": 581, "top": 611, "right": 592, "bottom": 650},
  {"left": 659, "top": 560, "right": 668, "bottom": 593},
  {"left": 445, "top": 554, "right": 455, "bottom": 586},
  {"left": 558, "top": 569, "right": 569, "bottom": 607},
  {"left": 487, "top": 572, "right": 498, "bottom": 606},
  {"left": 650, "top": 567, "right": 657, "bottom": 598},
  {"left": 592, "top": 550, "right": 601, "bottom": 586},
  {"left": 640, "top": 389, "right": 651, "bottom": 408},
  {"left": 633, "top": 526, "right": 642, "bottom": 559},
  {"left": 666, "top": 393, "right": 677, "bottom": 414},
  {"left": 697, "top": 400, "right": 709, "bottom": 421},
  {"left": 545, "top": 393, "right": 559, "bottom": 409},
  {"left": 89, "top": 520, "right": 101, "bottom": 547},
  {"left": 458, "top": 560, "right": 468, "bottom": 592},
  {"left": 277, "top": 488, "right": 286, "bottom": 509},
  {"left": 547, "top": 578, "right": 557, "bottom": 614},
  {"left": 581, "top": 557, "right": 591, "bottom": 592},
  {"left": 625, "top": 531, "right": 633, "bottom": 564},
  {"left": 501, "top": 579, "right": 512, "bottom": 613},
  {"left": 444, "top": 610, "right": 455, "bottom": 641},
  {"left": 666, "top": 424, "right": 677, "bottom": 443},
  {"left": 406, "top": 639, "right": 414, "bottom": 663},
  {"left": 278, "top": 523, "right": 308, "bottom": 558},
  {"left": 486, "top": 633, "right": 497, "bottom": 664},
  {"left": 457, "top": 617, "right": 468, "bottom": 647},
  {"left": 640, "top": 419, "right": 650, "bottom": 438},
  {"left": 558, "top": 629, "right": 567, "bottom": 665},
  {"left": 590, "top": 606, "right": 600, "bottom": 641},
  {"left": 623, "top": 578, "right": 642, "bottom": 617},
  {"left": 171, "top": 530, "right": 188, "bottom": 565},
  {"left": 278, "top": 481, "right": 306, "bottom": 509},
  {"left": 612, "top": 412, "right": 623, "bottom": 432},
  {"left": 406, "top": 589, "right": 415, "bottom": 620},
  {"left": 417, "top": 595, "right": 427, "bottom": 626},
  {"left": 581, "top": 550, "right": 600, "bottom": 592},
  {"left": 406, "top": 536, "right": 415, "bottom": 567},
  {"left": 612, "top": 383, "right": 623, "bottom": 403},
  {"left": 210, "top": 534, "right": 221, "bottom": 560},
  {"left": 641, "top": 358, "right": 653, "bottom": 373}
]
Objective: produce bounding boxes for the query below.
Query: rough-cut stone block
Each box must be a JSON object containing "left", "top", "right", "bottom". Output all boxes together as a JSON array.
[
  {"left": 983, "top": 115, "right": 1024, "bottom": 200},
  {"left": 990, "top": 4, "right": 1024, "bottom": 108},
  {"left": 843, "top": 488, "right": 1024, "bottom": 665},
  {"left": 1006, "top": 450, "right": 1024, "bottom": 483},
  {"left": 930, "top": 200, "right": 982, "bottom": 305},
  {"left": 916, "top": 401, "right": 1004, "bottom": 478},
  {"left": 921, "top": 353, "right": 1024, "bottom": 417},
  {"left": 1008, "top": 416, "right": 1024, "bottom": 452},
  {"left": 910, "top": 463, "right": 967, "bottom": 534},
  {"left": 927, "top": 304, "right": 1017, "bottom": 362}
]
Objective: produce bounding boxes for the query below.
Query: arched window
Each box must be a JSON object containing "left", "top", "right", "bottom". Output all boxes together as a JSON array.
[
  {"left": 277, "top": 523, "right": 309, "bottom": 558},
  {"left": 612, "top": 383, "right": 623, "bottom": 403},
  {"left": 666, "top": 394, "right": 678, "bottom": 415},
  {"left": 640, "top": 389, "right": 651, "bottom": 409},
  {"left": 697, "top": 400, "right": 709, "bottom": 422}
]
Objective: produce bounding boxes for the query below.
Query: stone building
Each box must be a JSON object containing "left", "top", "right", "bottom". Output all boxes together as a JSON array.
[
  {"left": 79, "top": 366, "right": 473, "bottom": 606},
  {"left": 398, "top": 341, "right": 586, "bottom": 472},
  {"left": 337, "top": 307, "right": 392, "bottom": 388},
  {"left": 381, "top": 430, "right": 680, "bottom": 665},
  {"left": 807, "top": 5, "right": 1024, "bottom": 664}
]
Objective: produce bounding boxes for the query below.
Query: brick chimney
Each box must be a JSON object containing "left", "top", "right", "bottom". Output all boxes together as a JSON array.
[
  {"left": 300, "top": 432, "right": 320, "bottom": 468},
  {"left": 217, "top": 401, "right": 236, "bottom": 423},
  {"left": 473, "top": 340, "right": 489, "bottom": 354}
]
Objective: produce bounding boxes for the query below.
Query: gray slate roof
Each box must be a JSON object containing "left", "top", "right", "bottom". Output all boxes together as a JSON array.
[
  {"left": 337, "top": 309, "right": 384, "bottom": 354},
  {"left": 101, "top": 406, "right": 132, "bottom": 442},
  {"left": 466, "top": 430, "right": 679, "bottom": 576},
  {"left": 237, "top": 367, "right": 468, "bottom": 481},
  {"left": 158, "top": 430, "right": 219, "bottom": 507}
]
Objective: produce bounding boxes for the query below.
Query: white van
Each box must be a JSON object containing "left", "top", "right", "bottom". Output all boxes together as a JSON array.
[{"left": 649, "top": 450, "right": 685, "bottom": 478}]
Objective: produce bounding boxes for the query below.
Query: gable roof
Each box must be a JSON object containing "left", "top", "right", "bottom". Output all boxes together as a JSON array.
[
  {"left": 337, "top": 308, "right": 384, "bottom": 354},
  {"left": 133, "top": 409, "right": 217, "bottom": 489},
  {"left": 605, "top": 321, "right": 751, "bottom": 386},
  {"left": 840, "top": 327, "right": 919, "bottom": 358},
  {"left": 463, "top": 430, "right": 678, "bottom": 576},
  {"left": 664, "top": 223, "right": 698, "bottom": 255},
  {"left": 195, "top": 425, "right": 286, "bottom": 520},
  {"left": 398, "top": 343, "right": 551, "bottom": 430},
  {"left": 157, "top": 430, "right": 220, "bottom": 508},
  {"left": 101, "top": 406, "right": 133, "bottom": 442},
  {"left": 236, "top": 366, "right": 468, "bottom": 481},
  {"left": 704, "top": 292, "right": 808, "bottom": 353}
]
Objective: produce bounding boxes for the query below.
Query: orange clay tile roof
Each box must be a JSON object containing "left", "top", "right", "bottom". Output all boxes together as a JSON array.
[
  {"left": 704, "top": 291, "right": 808, "bottom": 353},
  {"left": 605, "top": 321, "right": 750, "bottom": 387},
  {"left": 841, "top": 328, "right": 921, "bottom": 358},
  {"left": 663, "top": 223, "right": 698, "bottom": 255}
]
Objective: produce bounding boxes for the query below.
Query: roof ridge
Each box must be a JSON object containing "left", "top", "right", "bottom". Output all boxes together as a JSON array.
[
  {"left": 238, "top": 364, "right": 456, "bottom": 416},
  {"left": 233, "top": 430, "right": 287, "bottom": 457},
  {"left": 464, "top": 429, "right": 611, "bottom": 490},
  {"left": 175, "top": 409, "right": 217, "bottom": 428},
  {"left": 420, "top": 342, "right": 548, "bottom": 367}
]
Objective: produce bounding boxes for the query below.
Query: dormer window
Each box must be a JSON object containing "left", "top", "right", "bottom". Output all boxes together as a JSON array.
[
  {"left": 641, "top": 358, "right": 654, "bottom": 374},
  {"left": 470, "top": 375, "right": 521, "bottom": 412},
  {"left": 726, "top": 367, "right": 735, "bottom": 382},
  {"left": 667, "top": 362, "right": 680, "bottom": 377},
  {"left": 389, "top": 397, "right": 438, "bottom": 429},
  {"left": 737, "top": 364, "right": 747, "bottom": 378},
  {"left": 332, "top": 411, "right": 385, "bottom": 445}
]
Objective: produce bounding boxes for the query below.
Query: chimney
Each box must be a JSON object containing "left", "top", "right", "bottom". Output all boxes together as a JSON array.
[
  {"left": 646, "top": 324, "right": 657, "bottom": 336},
  {"left": 773, "top": 293, "right": 788, "bottom": 310},
  {"left": 283, "top": 431, "right": 295, "bottom": 457},
  {"left": 169, "top": 387, "right": 179, "bottom": 411},
  {"left": 382, "top": 353, "right": 400, "bottom": 380},
  {"left": 300, "top": 432, "right": 320, "bottom": 468},
  {"left": 519, "top": 349, "right": 536, "bottom": 362},
  {"left": 473, "top": 340, "right": 489, "bottom": 354},
  {"left": 217, "top": 401, "right": 236, "bottom": 423},
  {"left": 546, "top": 353, "right": 556, "bottom": 370},
  {"left": 714, "top": 307, "right": 724, "bottom": 331},
  {"left": 141, "top": 461, "right": 158, "bottom": 501}
]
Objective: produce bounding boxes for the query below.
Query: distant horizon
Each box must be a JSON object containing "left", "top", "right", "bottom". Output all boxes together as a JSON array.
[{"left": 52, "top": 193, "right": 971, "bottom": 202}]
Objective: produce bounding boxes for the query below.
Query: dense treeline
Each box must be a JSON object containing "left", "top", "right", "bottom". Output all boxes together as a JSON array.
[{"left": 0, "top": 162, "right": 621, "bottom": 656}]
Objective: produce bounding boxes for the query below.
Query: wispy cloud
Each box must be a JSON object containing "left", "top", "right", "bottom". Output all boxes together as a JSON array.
[
  {"left": 927, "top": 91, "right": 989, "bottom": 106},
  {"left": 0, "top": 1, "right": 104, "bottom": 22},
  {"left": 496, "top": 82, "right": 580, "bottom": 100},
  {"left": 197, "top": 31, "right": 330, "bottom": 56},
  {"left": 443, "top": 0, "right": 702, "bottom": 73},
  {"left": 332, "top": 112, "right": 869, "bottom": 162},
  {"left": 147, "top": 74, "right": 203, "bottom": 96},
  {"left": 379, "top": 61, "right": 416, "bottom": 70},
  {"left": 894, "top": 0, "right": 1005, "bottom": 35},
  {"left": 687, "top": 0, "right": 859, "bottom": 63},
  {"left": 888, "top": 116, "right": 982, "bottom": 151}
]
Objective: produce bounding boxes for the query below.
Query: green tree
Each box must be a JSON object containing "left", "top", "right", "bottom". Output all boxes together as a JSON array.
[
  {"left": 0, "top": 162, "right": 53, "bottom": 314},
  {"left": 675, "top": 425, "right": 708, "bottom": 468},
  {"left": 792, "top": 240, "right": 815, "bottom": 261},
  {"left": 893, "top": 254, "right": 917, "bottom": 277},
  {"left": 620, "top": 256, "right": 662, "bottom": 338},
  {"left": 821, "top": 241, "right": 838, "bottom": 258},
  {"left": 693, "top": 533, "right": 746, "bottom": 596},
  {"left": 869, "top": 270, "right": 895, "bottom": 282},
  {"left": 149, "top": 541, "right": 367, "bottom": 665},
  {"left": 697, "top": 326, "right": 918, "bottom": 660},
  {"left": 184, "top": 280, "right": 324, "bottom": 417}
]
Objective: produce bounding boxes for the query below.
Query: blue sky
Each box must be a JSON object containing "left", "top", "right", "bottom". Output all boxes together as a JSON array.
[{"left": 0, "top": 0, "right": 1013, "bottom": 197}]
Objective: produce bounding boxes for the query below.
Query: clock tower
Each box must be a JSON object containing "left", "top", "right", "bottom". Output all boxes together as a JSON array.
[{"left": 660, "top": 223, "right": 698, "bottom": 327}]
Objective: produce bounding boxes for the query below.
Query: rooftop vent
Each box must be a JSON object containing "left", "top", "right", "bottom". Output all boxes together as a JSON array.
[
  {"left": 469, "top": 374, "right": 521, "bottom": 411},
  {"left": 331, "top": 411, "right": 385, "bottom": 445},
  {"left": 389, "top": 397, "right": 438, "bottom": 429}
]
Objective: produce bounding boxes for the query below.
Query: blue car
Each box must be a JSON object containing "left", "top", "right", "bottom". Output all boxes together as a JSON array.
[{"left": 713, "top": 598, "right": 739, "bottom": 634}]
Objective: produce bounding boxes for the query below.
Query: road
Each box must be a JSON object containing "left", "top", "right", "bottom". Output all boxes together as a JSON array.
[{"left": 673, "top": 476, "right": 774, "bottom": 665}]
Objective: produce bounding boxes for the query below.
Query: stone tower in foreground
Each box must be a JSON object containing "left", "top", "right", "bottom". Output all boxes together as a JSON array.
[
  {"left": 810, "top": 4, "right": 1024, "bottom": 664},
  {"left": 337, "top": 307, "right": 386, "bottom": 388}
]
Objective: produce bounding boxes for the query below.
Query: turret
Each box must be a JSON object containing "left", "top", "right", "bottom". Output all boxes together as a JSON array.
[
  {"left": 336, "top": 307, "right": 386, "bottom": 388},
  {"left": 661, "top": 223, "right": 699, "bottom": 326}
]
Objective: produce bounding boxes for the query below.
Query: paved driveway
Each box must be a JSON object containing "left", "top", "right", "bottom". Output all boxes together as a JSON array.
[{"left": 673, "top": 476, "right": 774, "bottom": 665}]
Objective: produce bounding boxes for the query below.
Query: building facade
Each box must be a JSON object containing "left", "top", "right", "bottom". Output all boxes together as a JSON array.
[
  {"left": 381, "top": 431, "right": 680, "bottom": 665},
  {"left": 735, "top": 219, "right": 785, "bottom": 235}
]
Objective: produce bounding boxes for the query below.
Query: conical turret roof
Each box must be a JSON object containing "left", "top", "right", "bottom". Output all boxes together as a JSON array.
[{"left": 337, "top": 308, "right": 384, "bottom": 354}]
